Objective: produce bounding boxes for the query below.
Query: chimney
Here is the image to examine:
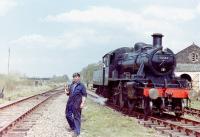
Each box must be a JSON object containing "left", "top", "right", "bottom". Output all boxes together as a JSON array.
[{"left": 152, "top": 33, "right": 163, "bottom": 48}]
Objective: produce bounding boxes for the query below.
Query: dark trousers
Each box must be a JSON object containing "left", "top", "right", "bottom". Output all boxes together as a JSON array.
[{"left": 65, "top": 103, "right": 82, "bottom": 135}]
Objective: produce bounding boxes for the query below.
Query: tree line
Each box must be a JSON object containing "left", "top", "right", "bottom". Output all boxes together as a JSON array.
[
  {"left": 80, "top": 62, "right": 101, "bottom": 87},
  {"left": 50, "top": 74, "right": 70, "bottom": 83}
]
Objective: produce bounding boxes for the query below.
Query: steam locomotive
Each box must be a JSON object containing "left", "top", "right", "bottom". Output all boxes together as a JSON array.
[{"left": 93, "top": 33, "right": 193, "bottom": 117}]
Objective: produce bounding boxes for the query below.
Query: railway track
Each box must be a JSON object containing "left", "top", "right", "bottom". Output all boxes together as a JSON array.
[
  {"left": 87, "top": 89, "right": 200, "bottom": 137},
  {"left": 184, "top": 108, "right": 200, "bottom": 117},
  {"left": 139, "top": 113, "right": 200, "bottom": 137},
  {"left": 0, "top": 87, "right": 64, "bottom": 137}
]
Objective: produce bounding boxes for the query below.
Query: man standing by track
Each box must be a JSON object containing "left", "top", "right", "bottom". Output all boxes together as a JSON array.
[{"left": 65, "top": 73, "right": 87, "bottom": 137}]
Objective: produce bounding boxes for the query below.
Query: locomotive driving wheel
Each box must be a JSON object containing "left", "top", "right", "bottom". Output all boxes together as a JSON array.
[
  {"left": 128, "top": 99, "right": 135, "bottom": 113},
  {"left": 175, "top": 112, "right": 182, "bottom": 117},
  {"left": 127, "top": 85, "right": 136, "bottom": 113},
  {"left": 118, "top": 82, "right": 125, "bottom": 109},
  {"left": 174, "top": 105, "right": 183, "bottom": 117},
  {"left": 112, "top": 87, "right": 119, "bottom": 105},
  {"left": 144, "top": 97, "right": 152, "bottom": 120}
]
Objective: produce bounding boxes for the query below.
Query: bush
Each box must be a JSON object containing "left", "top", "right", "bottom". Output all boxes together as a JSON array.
[{"left": 0, "top": 73, "right": 32, "bottom": 92}]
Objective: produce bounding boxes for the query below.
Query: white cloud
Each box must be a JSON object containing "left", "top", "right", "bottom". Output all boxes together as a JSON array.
[
  {"left": 142, "top": 5, "right": 195, "bottom": 21},
  {"left": 197, "top": 3, "right": 200, "bottom": 14},
  {"left": 8, "top": 29, "right": 117, "bottom": 77},
  {"left": 0, "top": 0, "right": 18, "bottom": 16},
  {"left": 10, "top": 29, "right": 112, "bottom": 50},
  {"left": 44, "top": 5, "right": 198, "bottom": 39},
  {"left": 15, "top": 5, "right": 199, "bottom": 53},
  {"left": 10, "top": 34, "right": 63, "bottom": 48},
  {"left": 4, "top": 3, "right": 200, "bottom": 77},
  {"left": 45, "top": 6, "right": 142, "bottom": 24},
  {"left": 45, "top": 5, "right": 196, "bottom": 24}
]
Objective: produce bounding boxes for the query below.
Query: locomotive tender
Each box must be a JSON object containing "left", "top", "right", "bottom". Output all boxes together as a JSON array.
[{"left": 93, "top": 33, "right": 193, "bottom": 117}]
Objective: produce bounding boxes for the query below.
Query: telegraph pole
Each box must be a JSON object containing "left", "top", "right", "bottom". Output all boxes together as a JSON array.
[{"left": 8, "top": 47, "right": 10, "bottom": 74}]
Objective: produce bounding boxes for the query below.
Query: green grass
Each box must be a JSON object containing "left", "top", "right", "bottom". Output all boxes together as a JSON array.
[
  {"left": 0, "top": 85, "right": 55, "bottom": 104},
  {"left": 0, "top": 73, "right": 62, "bottom": 104},
  {"left": 191, "top": 99, "right": 200, "bottom": 109},
  {"left": 182, "top": 100, "right": 200, "bottom": 122},
  {"left": 82, "top": 99, "right": 157, "bottom": 137}
]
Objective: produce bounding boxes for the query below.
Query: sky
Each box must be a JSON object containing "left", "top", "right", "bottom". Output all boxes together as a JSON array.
[{"left": 0, "top": 0, "right": 200, "bottom": 77}]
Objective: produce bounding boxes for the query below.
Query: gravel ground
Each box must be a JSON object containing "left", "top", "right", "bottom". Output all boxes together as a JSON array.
[
  {"left": 24, "top": 93, "right": 165, "bottom": 137},
  {"left": 25, "top": 94, "right": 72, "bottom": 137}
]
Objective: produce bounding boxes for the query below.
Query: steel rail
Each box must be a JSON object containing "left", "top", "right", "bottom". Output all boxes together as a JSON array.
[
  {"left": 87, "top": 89, "right": 200, "bottom": 137},
  {"left": 0, "top": 87, "right": 63, "bottom": 136}
]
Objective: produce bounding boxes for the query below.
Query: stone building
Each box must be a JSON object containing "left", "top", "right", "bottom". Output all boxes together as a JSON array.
[{"left": 175, "top": 43, "right": 200, "bottom": 92}]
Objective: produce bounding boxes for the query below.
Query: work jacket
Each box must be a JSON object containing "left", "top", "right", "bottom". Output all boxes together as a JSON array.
[{"left": 67, "top": 82, "right": 87, "bottom": 109}]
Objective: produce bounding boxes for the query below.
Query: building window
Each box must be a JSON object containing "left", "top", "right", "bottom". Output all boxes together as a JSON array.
[{"left": 191, "top": 52, "right": 199, "bottom": 62}]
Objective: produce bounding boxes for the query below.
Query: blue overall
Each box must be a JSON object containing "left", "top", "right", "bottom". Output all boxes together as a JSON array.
[{"left": 65, "top": 82, "right": 87, "bottom": 135}]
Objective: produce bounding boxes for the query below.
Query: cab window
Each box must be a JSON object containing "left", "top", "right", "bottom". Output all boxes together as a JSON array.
[{"left": 103, "top": 55, "right": 110, "bottom": 67}]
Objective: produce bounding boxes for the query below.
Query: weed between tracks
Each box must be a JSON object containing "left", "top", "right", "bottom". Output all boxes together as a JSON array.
[
  {"left": 183, "top": 100, "right": 200, "bottom": 121},
  {"left": 82, "top": 99, "right": 157, "bottom": 137}
]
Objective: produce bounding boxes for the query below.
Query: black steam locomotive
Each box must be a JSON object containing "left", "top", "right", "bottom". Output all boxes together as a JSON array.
[{"left": 93, "top": 33, "right": 193, "bottom": 117}]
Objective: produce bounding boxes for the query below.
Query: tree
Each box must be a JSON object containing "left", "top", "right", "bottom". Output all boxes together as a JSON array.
[
  {"left": 50, "top": 74, "right": 70, "bottom": 83},
  {"left": 80, "top": 63, "right": 99, "bottom": 86}
]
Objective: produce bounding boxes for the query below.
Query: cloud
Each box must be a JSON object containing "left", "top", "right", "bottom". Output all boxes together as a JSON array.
[
  {"left": 5, "top": 3, "right": 200, "bottom": 77},
  {"left": 9, "top": 29, "right": 112, "bottom": 50},
  {"left": 45, "top": 5, "right": 196, "bottom": 24},
  {"left": 14, "top": 5, "right": 199, "bottom": 53},
  {"left": 142, "top": 5, "right": 195, "bottom": 21},
  {"left": 197, "top": 3, "right": 200, "bottom": 14},
  {"left": 13, "top": 5, "right": 197, "bottom": 57},
  {"left": 10, "top": 34, "right": 64, "bottom": 48},
  {"left": 0, "top": 0, "right": 18, "bottom": 16},
  {"left": 44, "top": 5, "right": 198, "bottom": 39},
  {"left": 8, "top": 28, "right": 119, "bottom": 77},
  {"left": 45, "top": 6, "right": 141, "bottom": 24},
  {"left": 10, "top": 33, "right": 81, "bottom": 49}
]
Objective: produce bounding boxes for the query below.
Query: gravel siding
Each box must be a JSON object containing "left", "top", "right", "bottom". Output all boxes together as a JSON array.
[{"left": 25, "top": 94, "right": 72, "bottom": 137}]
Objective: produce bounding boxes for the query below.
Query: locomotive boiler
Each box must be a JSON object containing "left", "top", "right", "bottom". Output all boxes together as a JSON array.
[{"left": 93, "top": 33, "right": 193, "bottom": 117}]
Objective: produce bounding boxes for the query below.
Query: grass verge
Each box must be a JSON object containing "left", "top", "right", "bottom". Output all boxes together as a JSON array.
[
  {"left": 82, "top": 99, "right": 159, "bottom": 137},
  {"left": 191, "top": 100, "right": 200, "bottom": 109},
  {"left": 0, "top": 84, "right": 57, "bottom": 104}
]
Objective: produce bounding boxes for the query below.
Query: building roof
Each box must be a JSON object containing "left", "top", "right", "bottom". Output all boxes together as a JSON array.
[
  {"left": 175, "top": 43, "right": 200, "bottom": 72},
  {"left": 176, "top": 43, "right": 200, "bottom": 56},
  {"left": 175, "top": 43, "right": 200, "bottom": 64}
]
